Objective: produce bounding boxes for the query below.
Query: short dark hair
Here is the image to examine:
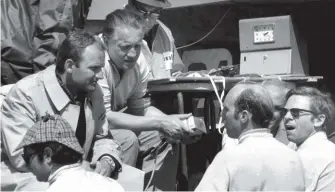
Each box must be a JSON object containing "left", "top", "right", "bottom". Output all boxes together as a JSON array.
[
  {"left": 24, "top": 142, "right": 82, "bottom": 165},
  {"left": 234, "top": 87, "right": 274, "bottom": 128},
  {"left": 103, "top": 9, "right": 143, "bottom": 38},
  {"left": 56, "top": 29, "right": 104, "bottom": 73},
  {"left": 286, "top": 86, "right": 335, "bottom": 125}
]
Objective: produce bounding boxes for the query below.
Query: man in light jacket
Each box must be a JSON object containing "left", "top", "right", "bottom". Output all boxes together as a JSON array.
[
  {"left": 196, "top": 83, "right": 305, "bottom": 191},
  {"left": 17, "top": 114, "right": 125, "bottom": 192},
  {"left": 1, "top": 29, "right": 121, "bottom": 191},
  {"left": 283, "top": 86, "right": 335, "bottom": 191}
]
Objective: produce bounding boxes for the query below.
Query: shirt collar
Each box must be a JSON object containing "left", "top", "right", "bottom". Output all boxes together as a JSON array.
[
  {"left": 43, "top": 65, "right": 71, "bottom": 111},
  {"left": 297, "top": 131, "right": 328, "bottom": 151},
  {"left": 48, "top": 163, "right": 82, "bottom": 185},
  {"left": 238, "top": 128, "right": 272, "bottom": 144}
]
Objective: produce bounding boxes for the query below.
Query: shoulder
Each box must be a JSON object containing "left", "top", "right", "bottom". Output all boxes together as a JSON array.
[
  {"left": 157, "top": 20, "right": 173, "bottom": 36},
  {"left": 5, "top": 70, "right": 45, "bottom": 100}
]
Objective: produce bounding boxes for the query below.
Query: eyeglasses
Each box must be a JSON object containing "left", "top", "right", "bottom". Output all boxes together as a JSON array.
[
  {"left": 134, "top": 2, "right": 162, "bottom": 17},
  {"left": 22, "top": 152, "right": 37, "bottom": 165},
  {"left": 282, "top": 108, "right": 316, "bottom": 119}
]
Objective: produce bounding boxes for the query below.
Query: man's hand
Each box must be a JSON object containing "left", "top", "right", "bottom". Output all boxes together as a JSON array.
[
  {"left": 158, "top": 113, "right": 194, "bottom": 141},
  {"left": 90, "top": 157, "right": 115, "bottom": 177},
  {"left": 169, "top": 113, "right": 195, "bottom": 134}
]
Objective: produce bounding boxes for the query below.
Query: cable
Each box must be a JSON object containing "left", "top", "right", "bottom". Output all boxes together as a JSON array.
[
  {"left": 176, "top": 6, "right": 232, "bottom": 50},
  {"left": 206, "top": 75, "right": 226, "bottom": 134},
  {"left": 144, "top": 141, "right": 168, "bottom": 190}
]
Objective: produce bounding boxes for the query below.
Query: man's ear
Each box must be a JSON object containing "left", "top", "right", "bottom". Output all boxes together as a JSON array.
[
  {"left": 43, "top": 147, "right": 54, "bottom": 165},
  {"left": 64, "top": 59, "right": 75, "bottom": 73},
  {"left": 313, "top": 114, "right": 326, "bottom": 128},
  {"left": 239, "top": 110, "right": 250, "bottom": 124}
]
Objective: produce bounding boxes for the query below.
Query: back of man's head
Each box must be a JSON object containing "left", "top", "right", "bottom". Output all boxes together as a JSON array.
[
  {"left": 287, "top": 86, "right": 335, "bottom": 127},
  {"left": 234, "top": 84, "right": 274, "bottom": 128}
]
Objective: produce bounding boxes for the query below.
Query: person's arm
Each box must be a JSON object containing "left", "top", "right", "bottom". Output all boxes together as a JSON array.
[
  {"left": 171, "top": 44, "right": 185, "bottom": 74},
  {"left": 1, "top": 84, "right": 36, "bottom": 172},
  {"left": 89, "top": 85, "right": 122, "bottom": 176}
]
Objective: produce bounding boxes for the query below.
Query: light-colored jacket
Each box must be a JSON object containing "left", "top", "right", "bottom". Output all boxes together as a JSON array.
[
  {"left": 1, "top": 65, "right": 121, "bottom": 172},
  {"left": 297, "top": 131, "right": 335, "bottom": 191},
  {"left": 139, "top": 20, "right": 184, "bottom": 79},
  {"left": 46, "top": 163, "right": 125, "bottom": 192},
  {"left": 196, "top": 129, "right": 305, "bottom": 191}
]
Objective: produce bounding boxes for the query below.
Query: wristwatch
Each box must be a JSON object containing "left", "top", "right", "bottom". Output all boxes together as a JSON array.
[{"left": 101, "top": 156, "right": 116, "bottom": 171}]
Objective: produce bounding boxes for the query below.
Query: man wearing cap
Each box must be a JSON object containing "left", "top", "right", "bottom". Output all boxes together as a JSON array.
[
  {"left": 1, "top": 29, "right": 122, "bottom": 191},
  {"left": 17, "top": 114, "right": 125, "bottom": 192},
  {"left": 125, "top": 0, "right": 184, "bottom": 79}
]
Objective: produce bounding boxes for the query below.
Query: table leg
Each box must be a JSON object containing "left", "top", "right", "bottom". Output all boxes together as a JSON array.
[{"left": 176, "top": 92, "right": 189, "bottom": 190}]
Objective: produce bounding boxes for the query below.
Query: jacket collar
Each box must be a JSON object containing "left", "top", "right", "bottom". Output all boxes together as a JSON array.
[
  {"left": 298, "top": 131, "right": 327, "bottom": 151},
  {"left": 43, "top": 65, "right": 71, "bottom": 112},
  {"left": 238, "top": 128, "right": 271, "bottom": 144},
  {"left": 48, "top": 163, "right": 82, "bottom": 185}
]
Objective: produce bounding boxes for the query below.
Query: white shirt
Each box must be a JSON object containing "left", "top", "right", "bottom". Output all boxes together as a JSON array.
[
  {"left": 47, "top": 163, "right": 124, "bottom": 192},
  {"left": 297, "top": 131, "right": 335, "bottom": 191},
  {"left": 196, "top": 129, "right": 305, "bottom": 191}
]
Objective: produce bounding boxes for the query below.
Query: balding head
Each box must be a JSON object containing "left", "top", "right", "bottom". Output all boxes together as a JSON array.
[
  {"left": 223, "top": 83, "right": 274, "bottom": 138},
  {"left": 262, "top": 79, "right": 295, "bottom": 134}
]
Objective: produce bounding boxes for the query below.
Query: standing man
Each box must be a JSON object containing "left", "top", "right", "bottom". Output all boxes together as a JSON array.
[
  {"left": 283, "top": 86, "right": 335, "bottom": 191},
  {"left": 1, "top": 29, "right": 121, "bottom": 191},
  {"left": 124, "top": 0, "right": 184, "bottom": 79},
  {"left": 196, "top": 83, "right": 305, "bottom": 191},
  {"left": 98, "top": 9, "right": 193, "bottom": 191},
  {"left": 1, "top": 0, "right": 92, "bottom": 85}
]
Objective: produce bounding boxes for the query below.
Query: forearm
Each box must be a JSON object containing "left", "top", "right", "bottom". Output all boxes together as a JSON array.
[
  {"left": 143, "top": 106, "right": 166, "bottom": 117},
  {"left": 106, "top": 110, "right": 162, "bottom": 132}
]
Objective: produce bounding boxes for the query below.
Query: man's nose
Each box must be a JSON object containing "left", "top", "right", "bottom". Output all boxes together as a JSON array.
[
  {"left": 127, "top": 47, "right": 137, "bottom": 58},
  {"left": 283, "top": 110, "right": 293, "bottom": 120}
]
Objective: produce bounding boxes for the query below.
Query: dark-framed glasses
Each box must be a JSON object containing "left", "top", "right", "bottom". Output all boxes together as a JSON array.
[
  {"left": 22, "top": 152, "right": 37, "bottom": 165},
  {"left": 282, "top": 108, "right": 316, "bottom": 119},
  {"left": 134, "top": 2, "right": 162, "bottom": 17}
]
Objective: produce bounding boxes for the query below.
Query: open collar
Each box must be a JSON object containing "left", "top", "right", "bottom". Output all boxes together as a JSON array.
[
  {"left": 238, "top": 128, "right": 272, "bottom": 144},
  {"left": 43, "top": 65, "right": 71, "bottom": 112}
]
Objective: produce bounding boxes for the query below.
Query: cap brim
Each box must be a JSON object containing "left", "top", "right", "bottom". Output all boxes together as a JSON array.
[{"left": 136, "top": 0, "right": 171, "bottom": 8}]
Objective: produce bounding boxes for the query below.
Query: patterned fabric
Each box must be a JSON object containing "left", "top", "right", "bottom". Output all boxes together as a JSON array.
[{"left": 17, "top": 113, "right": 84, "bottom": 155}]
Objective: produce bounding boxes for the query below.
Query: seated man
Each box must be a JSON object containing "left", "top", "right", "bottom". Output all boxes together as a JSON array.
[
  {"left": 1, "top": 29, "right": 121, "bottom": 191},
  {"left": 283, "top": 86, "right": 335, "bottom": 191},
  {"left": 18, "top": 114, "right": 125, "bottom": 192},
  {"left": 98, "top": 9, "right": 194, "bottom": 191},
  {"left": 196, "top": 83, "right": 305, "bottom": 191}
]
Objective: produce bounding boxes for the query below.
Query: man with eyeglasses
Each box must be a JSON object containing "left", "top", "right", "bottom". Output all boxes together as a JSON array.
[
  {"left": 283, "top": 86, "right": 335, "bottom": 191},
  {"left": 18, "top": 114, "right": 124, "bottom": 192},
  {"left": 124, "top": 0, "right": 184, "bottom": 79}
]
